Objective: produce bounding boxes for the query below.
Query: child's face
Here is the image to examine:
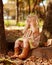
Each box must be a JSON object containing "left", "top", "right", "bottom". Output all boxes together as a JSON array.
[
  {"left": 30, "top": 16, "right": 38, "bottom": 33},
  {"left": 27, "top": 16, "right": 38, "bottom": 26},
  {"left": 30, "top": 17, "right": 38, "bottom": 26},
  {"left": 26, "top": 15, "right": 39, "bottom": 33}
]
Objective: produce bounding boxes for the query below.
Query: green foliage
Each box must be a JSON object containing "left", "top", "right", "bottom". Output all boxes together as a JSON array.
[
  {"left": 4, "top": 20, "right": 25, "bottom": 27},
  {"left": 4, "top": 20, "right": 16, "bottom": 26},
  {"left": 39, "top": 19, "right": 44, "bottom": 28},
  {"left": 4, "top": 20, "right": 10, "bottom": 27},
  {"left": 16, "top": 21, "right": 25, "bottom": 27}
]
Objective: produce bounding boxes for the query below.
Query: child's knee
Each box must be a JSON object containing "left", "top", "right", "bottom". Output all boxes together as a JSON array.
[
  {"left": 15, "top": 39, "right": 23, "bottom": 48},
  {"left": 15, "top": 40, "right": 20, "bottom": 47}
]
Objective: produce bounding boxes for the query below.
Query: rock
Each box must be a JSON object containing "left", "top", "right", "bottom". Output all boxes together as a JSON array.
[{"left": 31, "top": 47, "right": 52, "bottom": 59}]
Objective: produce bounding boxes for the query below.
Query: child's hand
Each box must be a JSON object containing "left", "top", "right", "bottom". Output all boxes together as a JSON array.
[
  {"left": 47, "top": 39, "right": 52, "bottom": 46},
  {"left": 44, "top": 39, "right": 52, "bottom": 46}
]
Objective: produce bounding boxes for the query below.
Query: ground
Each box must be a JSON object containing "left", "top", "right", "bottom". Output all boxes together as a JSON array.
[
  {"left": 1, "top": 26, "right": 51, "bottom": 65},
  {"left": 0, "top": 47, "right": 52, "bottom": 65}
]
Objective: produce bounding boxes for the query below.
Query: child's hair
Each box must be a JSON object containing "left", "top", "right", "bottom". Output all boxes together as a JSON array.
[{"left": 26, "top": 14, "right": 39, "bottom": 25}]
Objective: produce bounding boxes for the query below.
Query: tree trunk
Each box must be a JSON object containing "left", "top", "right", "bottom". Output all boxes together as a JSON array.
[
  {"left": 0, "top": 0, "right": 7, "bottom": 54},
  {"left": 40, "top": 2, "right": 52, "bottom": 46},
  {"left": 16, "top": 0, "right": 19, "bottom": 22},
  {"left": 28, "top": 0, "right": 31, "bottom": 14}
]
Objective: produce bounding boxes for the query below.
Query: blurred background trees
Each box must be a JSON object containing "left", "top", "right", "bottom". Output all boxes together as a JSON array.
[{"left": 3, "top": 0, "right": 47, "bottom": 26}]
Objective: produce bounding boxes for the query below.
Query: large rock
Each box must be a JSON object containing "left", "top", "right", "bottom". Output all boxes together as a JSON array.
[{"left": 31, "top": 47, "right": 52, "bottom": 58}]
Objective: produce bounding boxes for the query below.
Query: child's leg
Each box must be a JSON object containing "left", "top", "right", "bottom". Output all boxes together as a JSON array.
[
  {"left": 14, "top": 40, "right": 20, "bottom": 55},
  {"left": 18, "top": 38, "right": 30, "bottom": 59},
  {"left": 11, "top": 39, "right": 23, "bottom": 58}
]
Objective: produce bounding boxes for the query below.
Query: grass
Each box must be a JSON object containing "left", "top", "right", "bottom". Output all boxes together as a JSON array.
[
  {"left": 16, "top": 21, "right": 25, "bottom": 27},
  {"left": 4, "top": 20, "right": 16, "bottom": 26},
  {"left": 4, "top": 20, "right": 25, "bottom": 27}
]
